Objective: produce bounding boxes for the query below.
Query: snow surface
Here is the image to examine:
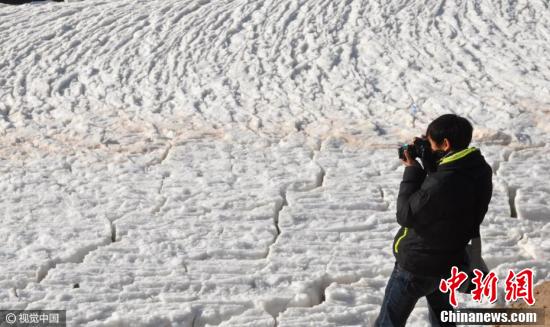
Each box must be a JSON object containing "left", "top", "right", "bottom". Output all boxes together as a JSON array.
[{"left": 0, "top": 0, "right": 549, "bottom": 326}]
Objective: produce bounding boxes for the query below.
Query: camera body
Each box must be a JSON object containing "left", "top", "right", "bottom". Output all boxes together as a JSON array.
[{"left": 398, "top": 138, "right": 430, "bottom": 160}]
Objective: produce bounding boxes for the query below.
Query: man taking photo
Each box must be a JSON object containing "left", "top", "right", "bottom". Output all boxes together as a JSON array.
[{"left": 375, "top": 114, "right": 493, "bottom": 326}]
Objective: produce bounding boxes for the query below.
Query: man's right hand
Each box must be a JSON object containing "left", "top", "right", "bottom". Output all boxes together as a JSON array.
[{"left": 402, "top": 149, "right": 421, "bottom": 168}]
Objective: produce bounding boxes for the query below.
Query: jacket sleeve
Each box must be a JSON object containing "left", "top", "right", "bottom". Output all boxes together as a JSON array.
[
  {"left": 396, "top": 166, "right": 428, "bottom": 227},
  {"left": 397, "top": 167, "right": 440, "bottom": 229}
]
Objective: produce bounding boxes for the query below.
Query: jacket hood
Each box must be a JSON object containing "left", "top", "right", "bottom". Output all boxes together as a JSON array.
[{"left": 438, "top": 148, "right": 492, "bottom": 179}]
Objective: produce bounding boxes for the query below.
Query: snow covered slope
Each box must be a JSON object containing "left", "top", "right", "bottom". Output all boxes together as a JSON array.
[{"left": 0, "top": 0, "right": 549, "bottom": 326}]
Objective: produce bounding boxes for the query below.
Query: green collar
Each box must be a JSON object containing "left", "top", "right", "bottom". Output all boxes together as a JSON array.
[{"left": 439, "top": 147, "right": 477, "bottom": 165}]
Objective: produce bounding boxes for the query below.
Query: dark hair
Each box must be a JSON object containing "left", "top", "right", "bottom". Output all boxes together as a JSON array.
[{"left": 426, "top": 114, "right": 473, "bottom": 150}]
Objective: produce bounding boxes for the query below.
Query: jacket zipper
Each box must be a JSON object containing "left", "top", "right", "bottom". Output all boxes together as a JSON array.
[{"left": 394, "top": 227, "right": 408, "bottom": 253}]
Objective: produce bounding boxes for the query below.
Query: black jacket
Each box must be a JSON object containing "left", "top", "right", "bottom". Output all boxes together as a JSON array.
[{"left": 392, "top": 148, "right": 493, "bottom": 277}]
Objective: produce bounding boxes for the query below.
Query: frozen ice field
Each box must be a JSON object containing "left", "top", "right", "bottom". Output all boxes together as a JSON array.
[{"left": 0, "top": 0, "right": 549, "bottom": 326}]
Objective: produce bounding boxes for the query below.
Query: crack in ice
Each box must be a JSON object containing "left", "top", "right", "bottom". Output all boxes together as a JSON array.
[{"left": 265, "top": 188, "right": 287, "bottom": 259}]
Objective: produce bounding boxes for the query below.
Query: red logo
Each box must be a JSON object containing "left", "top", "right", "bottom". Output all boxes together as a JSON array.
[
  {"left": 439, "top": 266, "right": 468, "bottom": 307},
  {"left": 439, "top": 268, "right": 535, "bottom": 307},
  {"left": 471, "top": 269, "right": 499, "bottom": 304},
  {"left": 504, "top": 269, "right": 535, "bottom": 305}
]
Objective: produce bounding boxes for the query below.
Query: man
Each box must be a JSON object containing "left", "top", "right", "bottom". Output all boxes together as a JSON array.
[{"left": 375, "top": 114, "right": 493, "bottom": 326}]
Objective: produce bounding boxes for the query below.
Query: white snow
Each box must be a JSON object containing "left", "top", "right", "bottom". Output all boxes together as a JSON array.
[{"left": 0, "top": 0, "right": 549, "bottom": 326}]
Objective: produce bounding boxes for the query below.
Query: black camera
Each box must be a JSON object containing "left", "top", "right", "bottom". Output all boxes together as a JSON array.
[{"left": 398, "top": 138, "right": 430, "bottom": 160}]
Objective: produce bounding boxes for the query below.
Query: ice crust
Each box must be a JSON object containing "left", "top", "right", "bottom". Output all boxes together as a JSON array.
[{"left": 0, "top": 0, "right": 549, "bottom": 326}]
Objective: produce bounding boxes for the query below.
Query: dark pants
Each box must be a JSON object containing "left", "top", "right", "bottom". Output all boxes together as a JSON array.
[{"left": 374, "top": 262, "right": 456, "bottom": 327}]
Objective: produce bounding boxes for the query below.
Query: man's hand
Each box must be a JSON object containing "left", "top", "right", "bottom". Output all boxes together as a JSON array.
[{"left": 402, "top": 148, "right": 421, "bottom": 168}]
